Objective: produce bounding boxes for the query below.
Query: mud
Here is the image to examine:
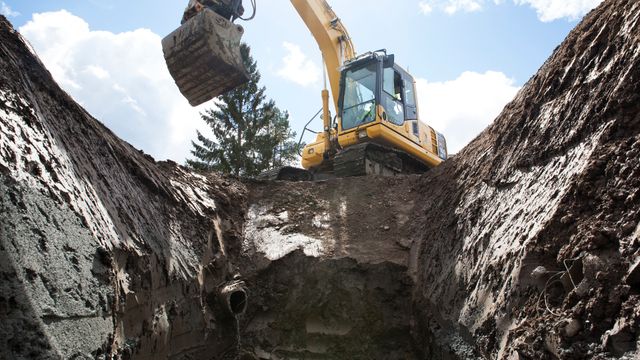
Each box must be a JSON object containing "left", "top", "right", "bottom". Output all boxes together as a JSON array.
[{"left": 1, "top": 0, "right": 639, "bottom": 359}]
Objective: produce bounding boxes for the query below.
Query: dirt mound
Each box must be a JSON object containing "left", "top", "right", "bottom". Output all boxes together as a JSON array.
[{"left": 1, "top": 0, "right": 639, "bottom": 358}]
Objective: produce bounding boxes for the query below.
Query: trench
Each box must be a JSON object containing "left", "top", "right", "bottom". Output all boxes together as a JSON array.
[
  {"left": 2, "top": 0, "right": 640, "bottom": 358},
  {"left": 230, "top": 177, "right": 472, "bottom": 360},
  {"left": 240, "top": 252, "right": 419, "bottom": 359}
]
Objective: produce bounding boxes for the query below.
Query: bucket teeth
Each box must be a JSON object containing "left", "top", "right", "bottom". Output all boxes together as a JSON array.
[{"left": 162, "top": 9, "right": 249, "bottom": 106}]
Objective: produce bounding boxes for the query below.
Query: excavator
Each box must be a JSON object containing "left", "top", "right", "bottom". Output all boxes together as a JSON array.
[{"left": 162, "top": 0, "right": 448, "bottom": 179}]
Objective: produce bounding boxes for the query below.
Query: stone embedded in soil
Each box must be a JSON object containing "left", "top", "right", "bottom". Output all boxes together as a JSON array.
[
  {"left": 626, "top": 257, "right": 640, "bottom": 286},
  {"left": 562, "top": 319, "right": 582, "bottom": 338}
]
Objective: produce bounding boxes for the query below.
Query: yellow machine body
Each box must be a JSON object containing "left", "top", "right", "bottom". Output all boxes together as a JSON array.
[
  {"left": 302, "top": 115, "right": 445, "bottom": 171},
  {"left": 290, "top": 0, "right": 447, "bottom": 174}
]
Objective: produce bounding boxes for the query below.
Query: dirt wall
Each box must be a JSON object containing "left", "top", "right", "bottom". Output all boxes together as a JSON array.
[
  {"left": 0, "top": 17, "right": 248, "bottom": 359},
  {"left": 410, "top": 0, "right": 640, "bottom": 358}
]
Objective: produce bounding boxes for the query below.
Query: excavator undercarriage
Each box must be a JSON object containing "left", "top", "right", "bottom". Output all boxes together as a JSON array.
[
  {"left": 258, "top": 143, "right": 429, "bottom": 181},
  {"left": 332, "top": 143, "right": 428, "bottom": 178}
]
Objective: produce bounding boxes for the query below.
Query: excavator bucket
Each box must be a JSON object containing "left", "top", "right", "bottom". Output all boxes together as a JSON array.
[{"left": 162, "top": 9, "right": 249, "bottom": 107}]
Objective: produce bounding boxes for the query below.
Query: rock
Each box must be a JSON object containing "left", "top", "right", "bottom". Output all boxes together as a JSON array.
[
  {"left": 621, "top": 221, "right": 636, "bottom": 235},
  {"left": 544, "top": 331, "right": 562, "bottom": 359},
  {"left": 531, "top": 266, "right": 549, "bottom": 280},
  {"left": 563, "top": 319, "right": 582, "bottom": 338},
  {"left": 603, "top": 319, "right": 636, "bottom": 357},
  {"left": 560, "top": 214, "right": 575, "bottom": 225},
  {"left": 625, "top": 258, "right": 640, "bottom": 286},
  {"left": 395, "top": 237, "right": 413, "bottom": 249}
]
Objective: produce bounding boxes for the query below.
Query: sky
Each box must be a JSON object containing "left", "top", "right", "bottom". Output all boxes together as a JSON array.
[{"left": 1, "top": 0, "right": 604, "bottom": 162}]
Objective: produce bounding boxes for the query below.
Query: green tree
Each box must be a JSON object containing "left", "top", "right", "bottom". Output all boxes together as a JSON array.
[
  {"left": 256, "top": 107, "right": 303, "bottom": 169},
  {"left": 187, "top": 44, "right": 301, "bottom": 176}
]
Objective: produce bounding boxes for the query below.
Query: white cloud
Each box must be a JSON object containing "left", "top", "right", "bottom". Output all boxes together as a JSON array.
[
  {"left": 419, "top": 0, "right": 603, "bottom": 21},
  {"left": 419, "top": 2, "right": 434, "bottom": 14},
  {"left": 416, "top": 71, "right": 520, "bottom": 154},
  {"left": 0, "top": 2, "right": 19, "bottom": 17},
  {"left": 514, "top": 0, "right": 604, "bottom": 22},
  {"left": 444, "top": 0, "right": 483, "bottom": 14},
  {"left": 84, "top": 65, "right": 110, "bottom": 80},
  {"left": 276, "top": 42, "right": 322, "bottom": 87},
  {"left": 19, "top": 10, "right": 206, "bottom": 162},
  {"left": 419, "top": 0, "right": 484, "bottom": 15}
]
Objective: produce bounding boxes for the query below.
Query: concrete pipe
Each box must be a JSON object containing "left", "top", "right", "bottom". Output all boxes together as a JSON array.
[{"left": 218, "top": 280, "right": 248, "bottom": 316}]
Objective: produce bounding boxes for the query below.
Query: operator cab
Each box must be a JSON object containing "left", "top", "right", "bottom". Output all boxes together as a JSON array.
[
  {"left": 338, "top": 51, "right": 417, "bottom": 131},
  {"left": 336, "top": 51, "right": 447, "bottom": 161}
]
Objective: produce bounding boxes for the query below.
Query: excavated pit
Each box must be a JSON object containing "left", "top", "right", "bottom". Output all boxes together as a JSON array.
[
  {"left": 1, "top": 0, "right": 640, "bottom": 358},
  {"left": 239, "top": 177, "right": 425, "bottom": 359}
]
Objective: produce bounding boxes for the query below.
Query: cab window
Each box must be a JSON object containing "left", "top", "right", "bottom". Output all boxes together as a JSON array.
[
  {"left": 382, "top": 67, "right": 404, "bottom": 126},
  {"left": 404, "top": 80, "right": 416, "bottom": 107},
  {"left": 403, "top": 78, "right": 418, "bottom": 120},
  {"left": 341, "top": 63, "right": 377, "bottom": 130}
]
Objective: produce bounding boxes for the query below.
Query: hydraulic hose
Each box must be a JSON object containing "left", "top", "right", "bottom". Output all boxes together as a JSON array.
[{"left": 236, "top": 0, "right": 257, "bottom": 21}]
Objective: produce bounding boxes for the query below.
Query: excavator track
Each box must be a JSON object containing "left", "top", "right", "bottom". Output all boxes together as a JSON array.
[
  {"left": 255, "top": 144, "right": 428, "bottom": 181},
  {"left": 333, "top": 142, "right": 428, "bottom": 178},
  {"left": 257, "top": 166, "right": 314, "bottom": 181}
]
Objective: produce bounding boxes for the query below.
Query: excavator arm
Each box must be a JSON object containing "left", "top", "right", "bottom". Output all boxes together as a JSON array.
[{"left": 288, "top": 0, "right": 356, "bottom": 157}]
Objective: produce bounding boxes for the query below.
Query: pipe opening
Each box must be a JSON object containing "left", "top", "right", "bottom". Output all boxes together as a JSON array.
[
  {"left": 219, "top": 280, "right": 248, "bottom": 316},
  {"left": 229, "top": 289, "right": 247, "bottom": 315}
]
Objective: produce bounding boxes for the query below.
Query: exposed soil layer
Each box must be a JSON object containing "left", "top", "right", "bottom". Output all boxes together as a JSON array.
[
  {"left": 410, "top": 0, "right": 640, "bottom": 358},
  {"left": 1, "top": 0, "right": 639, "bottom": 359},
  {"left": 243, "top": 251, "right": 416, "bottom": 359},
  {"left": 239, "top": 177, "right": 424, "bottom": 359},
  {"left": 0, "top": 16, "right": 248, "bottom": 359}
]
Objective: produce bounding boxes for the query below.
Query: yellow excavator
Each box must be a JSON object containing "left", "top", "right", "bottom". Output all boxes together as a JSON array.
[{"left": 162, "top": 0, "right": 448, "bottom": 179}]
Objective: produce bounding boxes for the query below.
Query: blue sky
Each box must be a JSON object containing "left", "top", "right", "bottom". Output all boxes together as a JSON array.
[{"left": 1, "top": 0, "right": 603, "bottom": 161}]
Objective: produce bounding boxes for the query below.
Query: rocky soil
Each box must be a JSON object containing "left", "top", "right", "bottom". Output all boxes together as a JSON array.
[
  {"left": 410, "top": 0, "right": 640, "bottom": 358},
  {"left": 1, "top": 0, "right": 639, "bottom": 359},
  {"left": 239, "top": 177, "right": 423, "bottom": 359},
  {"left": 0, "top": 15, "right": 249, "bottom": 359}
]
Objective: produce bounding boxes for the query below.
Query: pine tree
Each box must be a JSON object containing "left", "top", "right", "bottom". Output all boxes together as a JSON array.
[
  {"left": 187, "top": 44, "right": 301, "bottom": 176},
  {"left": 255, "top": 107, "right": 302, "bottom": 170}
]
